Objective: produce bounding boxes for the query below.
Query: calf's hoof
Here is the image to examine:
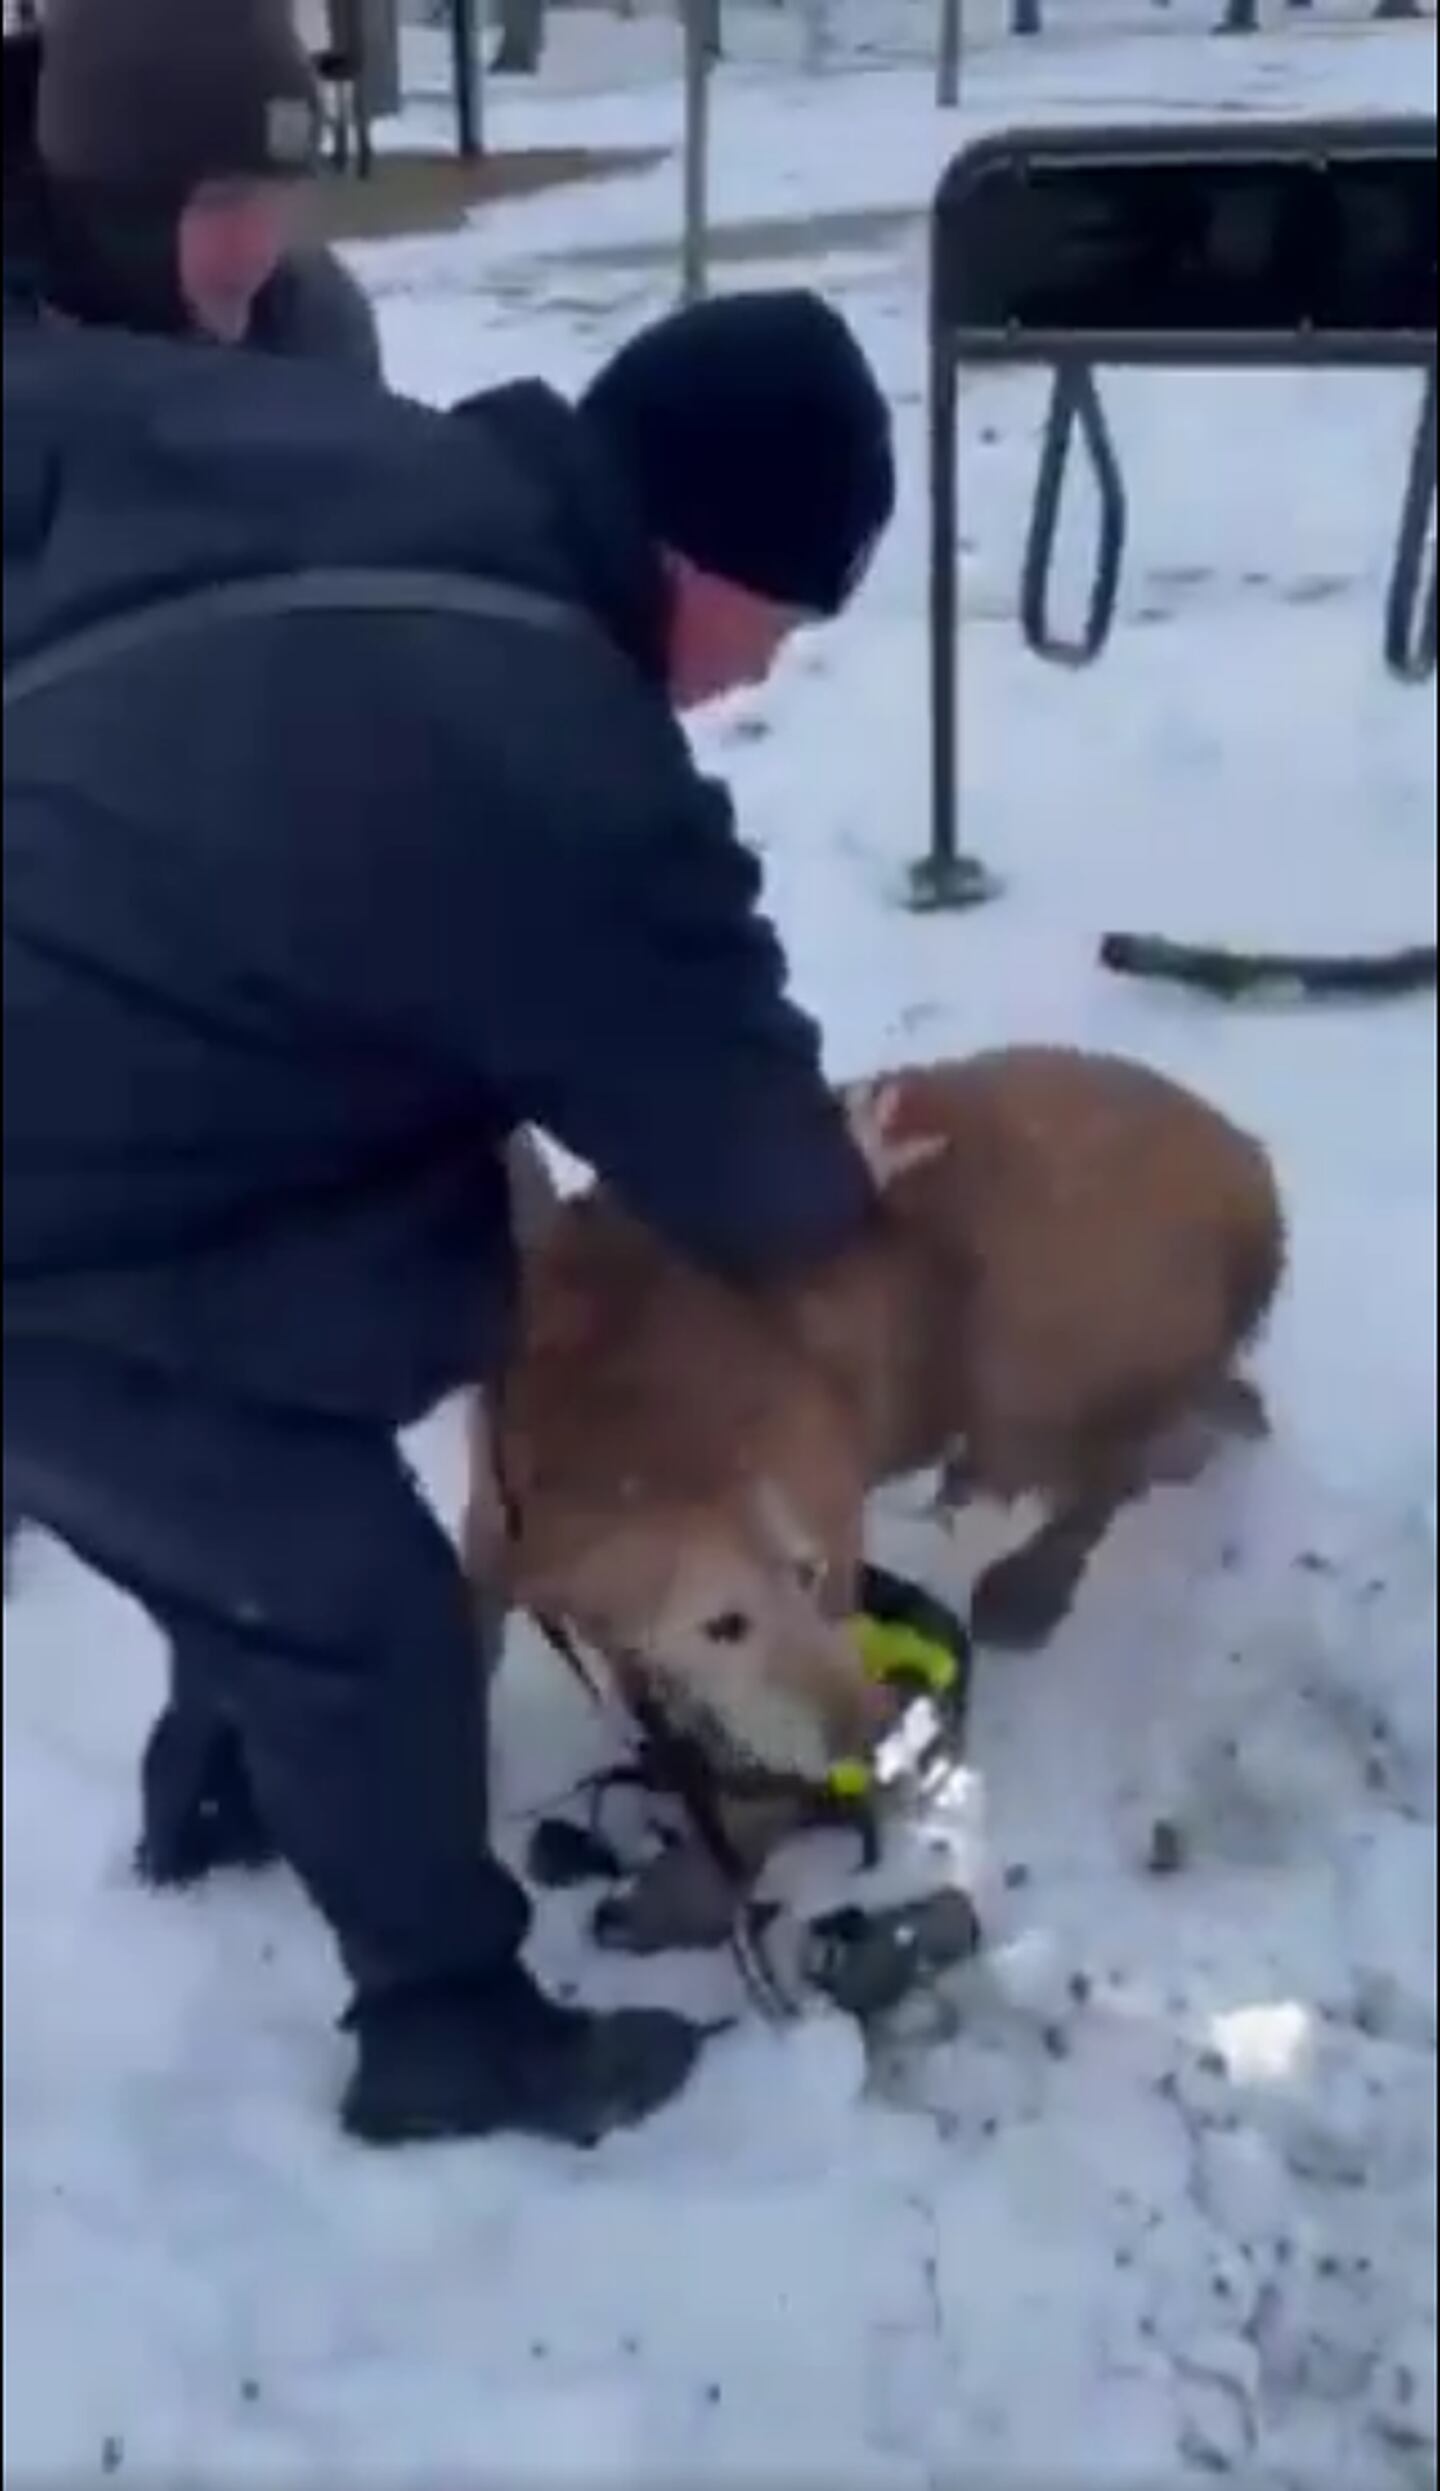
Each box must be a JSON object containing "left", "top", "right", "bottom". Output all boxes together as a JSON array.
[
  {"left": 802, "top": 1887, "right": 984, "bottom": 2021},
  {"left": 591, "top": 1845, "right": 739, "bottom": 1956},
  {"left": 970, "top": 1546, "right": 1078, "bottom": 1650}
]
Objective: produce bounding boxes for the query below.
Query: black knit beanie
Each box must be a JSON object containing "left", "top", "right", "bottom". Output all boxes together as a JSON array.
[
  {"left": 36, "top": 0, "right": 321, "bottom": 194},
  {"left": 579, "top": 289, "right": 896, "bottom": 617}
]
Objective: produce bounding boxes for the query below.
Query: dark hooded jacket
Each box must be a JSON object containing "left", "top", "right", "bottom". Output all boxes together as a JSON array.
[
  {"left": 2, "top": 316, "right": 874, "bottom": 1423},
  {"left": 2, "top": 25, "right": 381, "bottom": 376}
]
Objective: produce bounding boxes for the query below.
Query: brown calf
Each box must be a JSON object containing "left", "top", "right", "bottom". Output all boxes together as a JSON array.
[{"left": 476, "top": 1047, "right": 1283, "bottom": 1787}]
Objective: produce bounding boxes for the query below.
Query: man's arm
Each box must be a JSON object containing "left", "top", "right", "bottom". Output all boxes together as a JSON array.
[
  {"left": 481, "top": 762, "right": 879, "bottom": 1277},
  {"left": 248, "top": 605, "right": 878, "bottom": 1279},
  {"left": 296, "top": 614, "right": 879, "bottom": 1280}
]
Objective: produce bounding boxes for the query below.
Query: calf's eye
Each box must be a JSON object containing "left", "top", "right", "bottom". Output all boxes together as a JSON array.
[{"left": 703, "top": 1609, "right": 752, "bottom": 1646}]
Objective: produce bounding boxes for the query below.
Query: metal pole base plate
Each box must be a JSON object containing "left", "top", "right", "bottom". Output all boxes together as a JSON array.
[{"left": 905, "top": 853, "right": 1006, "bottom": 913}]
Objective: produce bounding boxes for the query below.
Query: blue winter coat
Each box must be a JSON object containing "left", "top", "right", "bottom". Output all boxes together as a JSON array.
[{"left": 3, "top": 319, "right": 873, "bottom": 1421}]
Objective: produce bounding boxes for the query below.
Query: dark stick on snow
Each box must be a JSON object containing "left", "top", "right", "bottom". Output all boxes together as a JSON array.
[{"left": 1098, "top": 932, "right": 1439, "bottom": 1002}]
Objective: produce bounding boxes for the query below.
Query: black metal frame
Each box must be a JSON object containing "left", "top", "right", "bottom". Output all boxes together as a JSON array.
[{"left": 917, "top": 116, "right": 1439, "bottom": 912}]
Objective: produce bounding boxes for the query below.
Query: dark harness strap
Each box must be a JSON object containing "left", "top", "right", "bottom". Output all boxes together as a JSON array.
[{"left": 488, "top": 1432, "right": 761, "bottom": 1903}]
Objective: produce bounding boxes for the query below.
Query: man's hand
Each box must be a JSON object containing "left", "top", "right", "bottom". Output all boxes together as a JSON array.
[{"left": 842, "top": 1078, "right": 947, "bottom": 1190}]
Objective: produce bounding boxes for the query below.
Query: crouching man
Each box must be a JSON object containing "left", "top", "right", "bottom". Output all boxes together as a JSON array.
[{"left": 5, "top": 284, "right": 897, "bottom": 2148}]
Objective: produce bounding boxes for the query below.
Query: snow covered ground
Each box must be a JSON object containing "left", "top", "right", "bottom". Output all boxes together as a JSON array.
[{"left": 5, "top": 11, "right": 1437, "bottom": 2486}]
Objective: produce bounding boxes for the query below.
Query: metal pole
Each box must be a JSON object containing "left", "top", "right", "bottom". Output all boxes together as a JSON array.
[
  {"left": 451, "top": 0, "right": 482, "bottom": 159},
  {"left": 800, "top": 0, "right": 831, "bottom": 76},
  {"left": 936, "top": 0, "right": 962, "bottom": 110},
  {"left": 909, "top": 326, "right": 1002, "bottom": 911},
  {"left": 1383, "top": 359, "right": 1437, "bottom": 682},
  {"left": 680, "top": 0, "right": 711, "bottom": 305}
]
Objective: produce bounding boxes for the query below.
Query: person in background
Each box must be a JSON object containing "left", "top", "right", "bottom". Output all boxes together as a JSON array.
[
  {"left": 3, "top": 0, "right": 380, "bottom": 369},
  {"left": 5, "top": 281, "right": 901, "bottom": 2150}
]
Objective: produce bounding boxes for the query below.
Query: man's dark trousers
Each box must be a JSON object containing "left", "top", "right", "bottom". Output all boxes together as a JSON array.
[{"left": 4, "top": 1336, "right": 531, "bottom": 1996}]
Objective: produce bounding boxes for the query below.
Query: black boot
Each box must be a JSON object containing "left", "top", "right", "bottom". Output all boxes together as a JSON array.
[
  {"left": 136, "top": 1704, "right": 280, "bottom": 1888},
  {"left": 340, "top": 1967, "right": 710, "bottom": 2149}
]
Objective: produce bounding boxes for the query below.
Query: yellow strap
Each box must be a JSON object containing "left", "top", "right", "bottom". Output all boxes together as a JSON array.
[{"left": 853, "top": 1613, "right": 959, "bottom": 1694}]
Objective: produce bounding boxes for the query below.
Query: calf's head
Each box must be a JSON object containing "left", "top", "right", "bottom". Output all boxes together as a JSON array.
[
  {"left": 497, "top": 1194, "right": 896, "bottom": 1781},
  {"left": 508, "top": 1472, "right": 893, "bottom": 1786}
]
